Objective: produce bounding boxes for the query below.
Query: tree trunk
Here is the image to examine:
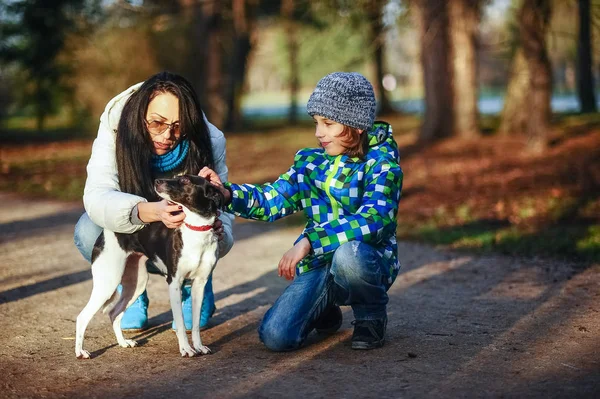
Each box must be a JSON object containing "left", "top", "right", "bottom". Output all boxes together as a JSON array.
[
  {"left": 577, "top": 0, "right": 597, "bottom": 113},
  {"left": 180, "top": 0, "right": 225, "bottom": 126},
  {"left": 202, "top": 1, "right": 226, "bottom": 127},
  {"left": 367, "top": 0, "right": 394, "bottom": 115},
  {"left": 498, "top": 48, "right": 530, "bottom": 135},
  {"left": 448, "top": 0, "right": 481, "bottom": 138},
  {"left": 415, "top": 0, "right": 454, "bottom": 142},
  {"left": 519, "top": 0, "right": 552, "bottom": 153},
  {"left": 224, "top": 0, "right": 257, "bottom": 131},
  {"left": 282, "top": 0, "right": 299, "bottom": 125},
  {"left": 35, "top": 79, "right": 46, "bottom": 132}
]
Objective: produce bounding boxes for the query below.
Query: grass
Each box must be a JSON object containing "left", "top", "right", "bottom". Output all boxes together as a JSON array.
[{"left": 1, "top": 112, "right": 599, "bottom": 263}]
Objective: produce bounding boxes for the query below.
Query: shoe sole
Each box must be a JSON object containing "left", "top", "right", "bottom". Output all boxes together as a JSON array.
[
  {"left": 351, "top": 338, "right": 385, "bottom": 350},
  {"left": 121, "top": 326, "right": 149, "bottom": 333}
]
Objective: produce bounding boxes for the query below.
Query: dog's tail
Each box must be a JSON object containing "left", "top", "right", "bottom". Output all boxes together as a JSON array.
[{"left": 101, "top": 290, "right": 119, "bottom": 314}]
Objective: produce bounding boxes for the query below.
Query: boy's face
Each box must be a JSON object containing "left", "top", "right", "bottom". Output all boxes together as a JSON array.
[{"left": 313, "top": 115, "right": 360, "bottom": 156}]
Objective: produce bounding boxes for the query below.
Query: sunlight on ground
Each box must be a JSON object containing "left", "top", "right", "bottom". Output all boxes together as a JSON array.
[
  {"left": 216, "top": 287, "right": 268, "bottom": 309},
  {"left": 435, "top": 264, "right": 600, "bottom": 392},
  {"left": 393, "top": 257, "right": 473, "bottom": 291},
  {"left": 477, "top": 269, "right": 550, "bottom": 300}
]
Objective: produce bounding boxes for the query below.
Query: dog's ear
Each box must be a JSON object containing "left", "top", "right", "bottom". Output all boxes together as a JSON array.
[{"left": 207, "top": 185, "right": 225, "bottom": 209}]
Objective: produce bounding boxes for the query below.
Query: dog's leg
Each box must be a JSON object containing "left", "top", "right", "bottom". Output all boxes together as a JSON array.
[
  {"left": 191, "top": 251, "right": 218, "bottom": 355},
  {"left": 109, "top": 253, "right": 149, "bottom": 348},
  {"left": 190, "top": 277, "right": 211, "bottom": 355},
  {"left": 169, "top": 280, "right": 197, "bottom": 357},
  {"left": 75, "top": 233, "right": 126, "bottom": 359}
]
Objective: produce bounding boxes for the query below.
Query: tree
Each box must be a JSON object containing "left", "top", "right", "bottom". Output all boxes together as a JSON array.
[
  {"left": 577, "top": 0, "right": 596, "bottom": 113},
  {"left": 366, "top": 0, "right": 394, "bottom": 115},
  {"left": 499, "top": 0, "right": 553, "bottom": 153},
  {"left": 448, "top": 0, "right": 482, "bottom": 138},
  {"left": 414, "top": 0, "right": 483, "bottom": 142},
  {"left": 414, "top": 0, "right": 454, "bottom": 141},
  {"left": 224, "top": 0, "right": 259, "bottom": 131},
  {"left": 498, "top": 48, "right": 530, "bottom": 135},
  {"left": 282, "top": 0, "right": 300, "bottom": 124},
  {"left": 520, "top": 0, "right": 552, "bottom": 152},
  {"left": 0, "top": 0, "right": 85, "bottom": 131},
  {"left": 504, "top": 0, "right": 553, "bottom": 152},
  {"left": 178, "top": 0, "right": 226, "bottom": 126}
]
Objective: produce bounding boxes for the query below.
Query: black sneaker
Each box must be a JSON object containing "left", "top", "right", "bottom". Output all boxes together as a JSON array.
[
  {"left": 351, "top": 317, "right": 387, "bottom": 350},
  {"left": 313, "top": 305, "right": 343, "bottom": 334}
]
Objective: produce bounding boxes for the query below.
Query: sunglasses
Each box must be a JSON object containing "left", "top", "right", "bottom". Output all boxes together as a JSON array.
[{"left": 145, "top": 119, "right": 182, "bottom": 137}]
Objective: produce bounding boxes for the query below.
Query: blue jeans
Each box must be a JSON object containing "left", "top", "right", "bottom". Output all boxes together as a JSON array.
[
  {"left": 74, "top": 213, "right": 102, "bottom": 263},
  {"left": 258, "top": 241, "right": 392, "bottom": 352}
]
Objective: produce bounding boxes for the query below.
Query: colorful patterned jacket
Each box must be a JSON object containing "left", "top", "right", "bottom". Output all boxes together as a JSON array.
[{"left": 225, "top": 121, "right": 403, "bottom": 280}]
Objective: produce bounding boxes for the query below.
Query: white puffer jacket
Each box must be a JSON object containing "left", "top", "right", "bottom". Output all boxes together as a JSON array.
[{"left": 83, "top": 82, "right": 234, "bottom": 258}]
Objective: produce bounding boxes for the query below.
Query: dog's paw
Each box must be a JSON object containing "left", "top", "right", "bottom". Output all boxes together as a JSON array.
[
  {"left": 180, "top": 345, "right": 198, "bottom": 358},
  {"left": 119, "top": 339, "right": 138, "bottom": 348},
  {"left": 194, "top": 345, "right": 212, "bottom": 355},
  {"left": 76, "top": 350, "right": 91, "bottom": 359}
]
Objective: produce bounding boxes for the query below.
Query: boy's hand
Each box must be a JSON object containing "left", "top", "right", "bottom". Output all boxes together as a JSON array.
[
  {"left": 199, "top": 166, "right": 231, "bottom": 204},
  {"left": 199, "top": 166, "right": 223, "bottom": 187},
  {"left": 213, "top": 211, "right": 224, "bottom": 241},
  {"left": 278, "top": 238, "right": 311, "bottom": 280}
]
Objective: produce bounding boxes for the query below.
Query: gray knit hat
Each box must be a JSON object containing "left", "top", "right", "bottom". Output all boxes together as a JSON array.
[{"left": 306, "top": 72, "right": 376, "bottom": 131}]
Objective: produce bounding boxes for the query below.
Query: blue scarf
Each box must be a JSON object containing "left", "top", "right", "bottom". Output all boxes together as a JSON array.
[{"left": 151, "top": 139, "right": 190, "bottom": 173}]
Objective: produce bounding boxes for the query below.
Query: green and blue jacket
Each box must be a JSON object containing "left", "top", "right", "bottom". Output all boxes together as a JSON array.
[{"left": 225, "top": 121, "right": 403, "bottom": 280}]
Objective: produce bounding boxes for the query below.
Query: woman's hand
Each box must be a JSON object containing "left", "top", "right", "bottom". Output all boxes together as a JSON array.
[
  {"left": 278, "top": 237, "right": 312, "bottom": 280},
  {"left": 138, "top": 200, "right": 185, "bottom": 228}
]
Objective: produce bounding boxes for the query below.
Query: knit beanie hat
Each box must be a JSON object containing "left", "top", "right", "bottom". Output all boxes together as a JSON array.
[{"left": 306, "top": 72, "right": 376, "bottom": 131}]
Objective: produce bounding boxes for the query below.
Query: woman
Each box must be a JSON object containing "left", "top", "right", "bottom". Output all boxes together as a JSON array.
[{"left": 74, "top": 71, "right": 234, "bottom": 331}]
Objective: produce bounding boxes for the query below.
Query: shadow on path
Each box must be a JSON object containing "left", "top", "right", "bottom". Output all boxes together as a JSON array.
[
  {"left": 0, "top": 209, "right": 83, "bottom": 244},
  {"left": 52, "top": 253, "right": 598, "bottom": 398},
  {"left": 0, "top": 270, "right": 91, "bottom": 305}
]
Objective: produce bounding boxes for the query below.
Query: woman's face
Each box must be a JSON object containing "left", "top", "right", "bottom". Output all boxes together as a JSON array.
[{"left": 145, "top": 92, "right": 181, "bottom": 155}]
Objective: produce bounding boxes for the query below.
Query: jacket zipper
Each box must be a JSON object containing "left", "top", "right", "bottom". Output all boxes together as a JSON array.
[{"left": 324, "top": 156, "right": 342, "bottom": 220}]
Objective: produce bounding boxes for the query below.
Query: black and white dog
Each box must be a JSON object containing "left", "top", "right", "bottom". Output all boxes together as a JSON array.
[{"left": 75, "top": 175, "right": 224, "bottom": 359}]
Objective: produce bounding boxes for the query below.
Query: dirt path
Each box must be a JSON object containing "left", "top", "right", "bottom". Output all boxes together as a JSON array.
[{"left": 0, "top": 192, "right": 598, "bottom": 398}]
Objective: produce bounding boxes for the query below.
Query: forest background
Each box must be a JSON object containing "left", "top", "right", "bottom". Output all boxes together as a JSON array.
[{"left": 0, "top": 0, "right": 599, "bottom": 263}]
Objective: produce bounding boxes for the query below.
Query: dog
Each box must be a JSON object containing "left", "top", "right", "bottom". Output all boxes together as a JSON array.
[{"left": 75, "top": 174, "right": 224, "bottom": 358}]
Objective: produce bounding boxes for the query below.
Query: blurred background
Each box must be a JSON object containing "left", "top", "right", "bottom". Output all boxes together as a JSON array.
[{"left": 0, "top": 0, "right": 599, "bottom": 262}]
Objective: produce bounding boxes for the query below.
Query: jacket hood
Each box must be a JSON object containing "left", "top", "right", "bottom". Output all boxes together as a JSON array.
[
  {"left": 364, "top": 120, "right": 399, "bottom": 165},
  {"left": 368, "top": 121, "right": 392, "bottom": 147}
]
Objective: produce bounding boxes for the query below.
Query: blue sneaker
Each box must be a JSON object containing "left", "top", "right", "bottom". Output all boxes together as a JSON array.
[
  {"left": 117, "top": 285, "right": 149, "bottom": 331},
  {"left": 172, "top": 276, "right": 216, "bottom": 331}
]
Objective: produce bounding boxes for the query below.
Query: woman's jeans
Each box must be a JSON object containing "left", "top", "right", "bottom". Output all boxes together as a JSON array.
[
  {"left": 74, "top": 213, "right": 103, "bottom": 263},
  {"left": 258, "top": 241, "right": 392, "bottom": 352}
]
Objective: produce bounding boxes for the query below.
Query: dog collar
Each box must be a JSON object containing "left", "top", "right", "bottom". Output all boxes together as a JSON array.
[{"left": 184, "top": 223, "right": 213, "bottom": 232}]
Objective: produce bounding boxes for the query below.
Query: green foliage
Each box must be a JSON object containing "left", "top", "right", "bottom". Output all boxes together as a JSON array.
[
  {"left": 0, "top": 0, "right": 86, "bottom": 130},
  {"left": 0, "top": 156, "right": 88, "bottom": 201},
  {"left": 272, "top": 0, "right": 376, "bottom": 88},
  {"left": 399, "top": 219, "right": 600, "bottom": 262},
  {"left": 577, "top": 225, "right": 600, "bottom": 259},
  {"left": 273, "top": 22, "right": 368, "bottom": 86}
]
